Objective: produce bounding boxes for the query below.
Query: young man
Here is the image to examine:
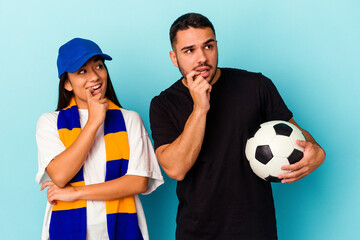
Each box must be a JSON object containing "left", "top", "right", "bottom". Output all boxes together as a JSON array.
[{"left": 149, "top": 13, "right": 325, "bottom": 240}]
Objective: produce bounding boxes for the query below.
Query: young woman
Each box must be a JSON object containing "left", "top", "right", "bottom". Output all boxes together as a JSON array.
[{"left": 35, "top": 38, "right": 164, "bottom": 240}]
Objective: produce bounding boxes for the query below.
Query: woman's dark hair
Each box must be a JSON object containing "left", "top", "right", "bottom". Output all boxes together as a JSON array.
[
  {"left": 56, "top": 62, "right": 121, "bottom": 111},
  {"left": 169, "top": 13, "right": 215, "bottom": 48}
]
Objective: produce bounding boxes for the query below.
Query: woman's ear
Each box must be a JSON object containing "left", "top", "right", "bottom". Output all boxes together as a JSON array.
[{"left": 64, "top": 79, "right": 73, "bottom": 91}]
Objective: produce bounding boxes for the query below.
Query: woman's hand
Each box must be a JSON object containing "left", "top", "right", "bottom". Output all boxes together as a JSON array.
[
  {"left": 86, "top": 88, "right": 109, "bottom": 127},
  {"left": 40, "top": 181, "right": 79, "bottom": 204}
]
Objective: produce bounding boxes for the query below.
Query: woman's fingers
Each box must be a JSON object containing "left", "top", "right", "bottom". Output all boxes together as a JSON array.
[{"left": 40, "top": 181, "right": 54, "bottom": 191}]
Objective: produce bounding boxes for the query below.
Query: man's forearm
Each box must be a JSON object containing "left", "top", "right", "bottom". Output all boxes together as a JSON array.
[{"left": 156, "top": 109, "right": 208, "bottom": 181}]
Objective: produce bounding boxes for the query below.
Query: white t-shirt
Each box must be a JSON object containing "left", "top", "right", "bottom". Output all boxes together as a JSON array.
[{"left": 35, "top": 108, "right": 164, "bottom": 240}]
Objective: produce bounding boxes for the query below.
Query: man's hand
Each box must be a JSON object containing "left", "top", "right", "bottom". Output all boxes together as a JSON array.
[
  {"left": 185, "top": 71, "right": 212, "bottom": 113},
  {"left": 278, "top": 140, "right": 325, "bottom": 183},
  {"left": 154, "top": 71, "right": 212, "bottom": 181}
]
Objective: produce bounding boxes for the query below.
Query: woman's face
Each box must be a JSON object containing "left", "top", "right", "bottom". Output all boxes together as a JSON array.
[{"left": 65, "top": 56, "right": 108, "bottom": 109}]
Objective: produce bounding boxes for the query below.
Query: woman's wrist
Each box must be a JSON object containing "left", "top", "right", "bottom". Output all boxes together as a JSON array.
[
  {"left": 83, "top": 118, "right": 102, "bottom": 132},
  {"left": 72, "top": 186, "right": 83, "bottom": 201}
]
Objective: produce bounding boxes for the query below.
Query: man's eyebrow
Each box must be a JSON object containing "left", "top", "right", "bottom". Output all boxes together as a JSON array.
[
  {"left": 180, "top": 39, "right": 217, "bottom": 51},
  {"left": 181, "top": 45, "right": 195, "bottom": 51},
  {"left": 203, "top": 39, "right": 216, "bottom": 45}
]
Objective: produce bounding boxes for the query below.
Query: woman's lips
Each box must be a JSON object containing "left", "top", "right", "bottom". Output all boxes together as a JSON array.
[{"left": 90, "top": 84, "right": 102, "bottom": 95}]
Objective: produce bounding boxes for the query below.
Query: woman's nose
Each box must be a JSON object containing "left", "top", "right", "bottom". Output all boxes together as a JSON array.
[{"left": 88, "top": 69, "right": 99, "bottom": 82}]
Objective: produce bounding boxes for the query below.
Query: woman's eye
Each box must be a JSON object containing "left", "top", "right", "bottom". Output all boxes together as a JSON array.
[
  {"left": 78, "top": 69, "right": 86, "bottom": 74},
  {"left": 96, "top": 64, "right": 104, "bottom": 69}
]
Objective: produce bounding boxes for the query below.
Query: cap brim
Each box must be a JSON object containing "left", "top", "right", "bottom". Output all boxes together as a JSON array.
[{"left": 66, "top": 52, "right": 112, "bottom": 73}]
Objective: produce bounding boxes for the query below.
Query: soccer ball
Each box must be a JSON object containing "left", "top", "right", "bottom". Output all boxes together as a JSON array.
[{"left": 245, "top": 120, "right": 306, "bottom": 182}]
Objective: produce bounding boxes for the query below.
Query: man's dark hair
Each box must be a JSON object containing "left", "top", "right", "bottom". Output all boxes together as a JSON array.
[
  {"left": 170, "top": 13, "right": 215, "bottom": 48},
  {"left": 56, "top": 62, "right": 121, "bottom": 111}
]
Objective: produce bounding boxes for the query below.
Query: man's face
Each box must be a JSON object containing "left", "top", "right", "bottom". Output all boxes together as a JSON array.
[{"left": 170, "top": 27, "right": 218, "bottom": 83}]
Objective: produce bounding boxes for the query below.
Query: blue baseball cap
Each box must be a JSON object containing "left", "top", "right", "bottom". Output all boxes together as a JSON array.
[{"left": 57, "top": 38, "right": 112, "bottom": 78}]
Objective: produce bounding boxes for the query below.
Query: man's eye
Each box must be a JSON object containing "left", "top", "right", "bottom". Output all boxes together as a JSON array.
[
  {"left": 205, "top": 45, "right": 212, "bottom": 49},
  {"left": 185, "top": 49, "right": 193, "bottom": 53}
]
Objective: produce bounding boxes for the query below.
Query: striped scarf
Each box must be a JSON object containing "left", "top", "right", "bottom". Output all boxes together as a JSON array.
[{"left": 50, "top": 98, "right": 143, "bottom": 240}]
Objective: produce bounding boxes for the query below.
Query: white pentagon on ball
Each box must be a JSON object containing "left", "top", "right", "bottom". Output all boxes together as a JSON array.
[{"left": 245, "top": 120, "right": 306, "bottom": 182}]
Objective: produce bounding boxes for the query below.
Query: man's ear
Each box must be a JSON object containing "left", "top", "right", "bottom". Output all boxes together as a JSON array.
[
  {"left": 169, "top": 51, "right": 179, "bottom": 68},
  {"left": 64, "top": 79, "right": 73, "bottom": 91}
]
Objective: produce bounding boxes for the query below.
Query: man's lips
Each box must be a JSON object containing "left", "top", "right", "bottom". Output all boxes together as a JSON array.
[
  {"left": 195, "top": 66, "right": 211, "bottom": 78},
  {"left": 195, "top": 66, "right": 210, "bottom": 72}
]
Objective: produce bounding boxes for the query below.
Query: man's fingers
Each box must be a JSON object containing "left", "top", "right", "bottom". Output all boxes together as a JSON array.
[
  {"left": 193, "top": 74, "right": 206, "bottom": 84},
  {"left": 281, "top": 172, "right": 307, "bottom": 183},
  {"left": 195, "top": 78, "right": 210, "bottom": 88},
  {"left": 281, "top": 159, "right": 305, "bottom": 171},
  {"left": 296, "top": 140, "right": 308, "bottom": 148},
  {"left": 191, "top": 76, "right": 211, "bottom": 91},
  {"left": 185, "top": 71, "right": 202, "bottom": 86},
  {"left": 186, "top": 71, "right": 198, "bottom": 81},
  {"left": 279, "top": 166, "right": 306, "bottom": 179}
]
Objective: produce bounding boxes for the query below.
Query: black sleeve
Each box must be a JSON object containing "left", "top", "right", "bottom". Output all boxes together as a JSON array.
[
  {"left": 259, "top": 74, "right": 293, "bottom": 122},
  {"left": 149, "top": 96, "right": 180, "bottom": 150}
]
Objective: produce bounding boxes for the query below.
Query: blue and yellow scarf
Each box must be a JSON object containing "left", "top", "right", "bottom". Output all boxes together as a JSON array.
[{"left": 50, "top": 98, "right": 143, "bottom": 240}]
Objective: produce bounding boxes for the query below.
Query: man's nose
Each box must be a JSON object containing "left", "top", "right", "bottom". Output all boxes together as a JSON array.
[{"left": 197, "top": 49, "right": 207, "bottom": 64}]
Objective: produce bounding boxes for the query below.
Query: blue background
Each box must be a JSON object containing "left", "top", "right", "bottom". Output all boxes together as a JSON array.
[{"left": 1, "top": 0, "right": 359, "bottom": 239}]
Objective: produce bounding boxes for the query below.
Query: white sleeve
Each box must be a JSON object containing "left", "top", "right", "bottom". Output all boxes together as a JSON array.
[
  {"left": 35, "top": 112, "right": 65, "bottom": 185},
  {"left": 122, "top": 109, "right": 164, "bottom": 195}
]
